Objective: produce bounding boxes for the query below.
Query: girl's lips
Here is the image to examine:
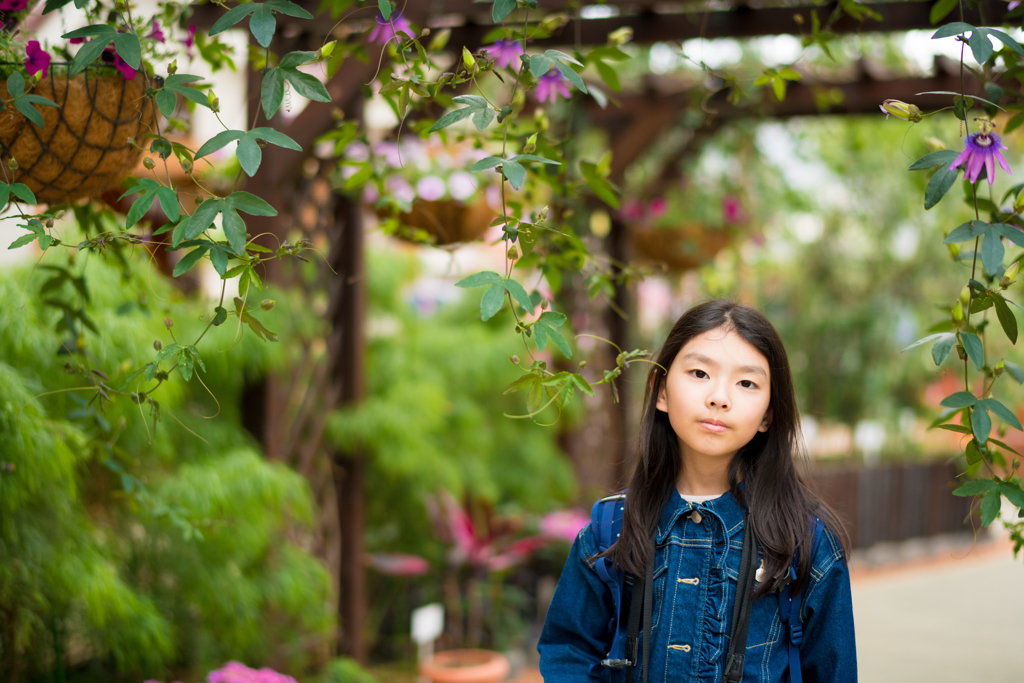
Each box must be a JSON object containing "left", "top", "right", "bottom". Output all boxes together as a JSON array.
[{"left": 699, "top": 421, "right": 728, "bottom": 433}]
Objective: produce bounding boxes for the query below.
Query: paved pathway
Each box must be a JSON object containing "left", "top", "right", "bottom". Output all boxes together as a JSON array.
[{"left": 852, "top": 540, "right": 1024, "bottom": 682}]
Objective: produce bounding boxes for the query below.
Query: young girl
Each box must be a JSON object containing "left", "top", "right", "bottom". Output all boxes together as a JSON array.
[{"left": 538, "top": 300, "right": 856, "bottom": 683}]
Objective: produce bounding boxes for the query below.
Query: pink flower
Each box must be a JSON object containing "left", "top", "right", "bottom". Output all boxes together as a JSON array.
[
  {"left": 540, "top": 509, "right": 589, "bottom": 541},
  {"left": 366, "top": 552, "right": 430, "bottom": 576},
  {"left": 367, "top": 12, "right": 415, "bottom": 46},
  {"left": 208, "top": 662, "right": 297, "bottom": 683},
  {"left": 69, "top": 37, "right": 87, "bottom": 44},
  {"left": 148, "top": 19, "right": 166, "bottom": 43},
  {"left": 0, "top": 0, "right": 28, "bottom": 11},
  {"left": 949, "top": 124, "right": 1012, "bottom": 186},
  {"left": 101, "top": 45, "right": 136, "bottom": 80},
  {"left": 182, "top": 24, "right": 196, "bottom": 58},
  {"left": 25, "top": 41, "right": 51, "bottom": 78},
  {"left": 483, "top": 39, "right": 524, "bottom": 69},
  {"left": 722, "top": 195, "right": 748, "bottom": 224},
  {"left": 620, "top": 199, "right": 646, "bottom": 222},
  {"left": 534, "top": 69, "right": 571, "bottom": 103},
  {"left": 647, "top": 197, "right": 667, "bottom": 219}
]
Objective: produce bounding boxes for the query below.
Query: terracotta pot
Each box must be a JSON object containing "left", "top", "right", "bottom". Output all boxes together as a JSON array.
[
  {"left": 631, "top": 223, "right": 732, "bottom": 272},
  {"left": 375, "top": 198, "right": 494, "bottom": 245},
  {"left": 0, "top": 65, "right": 158, "bottom": 204},
  {"left": 419, "top": 649, "right": 511, "bottom": 683}
]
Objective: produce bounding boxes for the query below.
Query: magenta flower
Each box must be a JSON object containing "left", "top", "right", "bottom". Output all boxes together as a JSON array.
[
  {"left": 182, "top": 24, "right": 196, "bottom": 58},
  {"left": 722, "top": 195, "right": 748, "bottom": 224},
  {"left": 0, "top": 0, "right": 28, "bottom": 11},
  {"left": 534, "top": 69, "right": 571, "bottom": 103},
  {"left": 647, "top": 197, "right": 667, "bottom": 219},
  {"left": 949, "top": 124, "right": 1012, "bottom": 186},
  {"left": 208, "top": 662, "right": 297, "bottom": 683},
  {"left": 101, "top": 46, "right": 136, "bottom": 80},
  {"left": 367, "top": 12, "right": 415, "bottom": 46},
  {"left": 148, "top": 19, "right": 166, "bottom": 43},
  {"left": 539, "top": 509, "right": 589, "bottom": 541},
  {"left": 620, "top": 199, "right": 646, "bottom": 222},
  {"left": 25, "top": 41, "right": 51, "bottom": 78},
  {"left": 483, "top": 39, "right": 524, "bottom": 69},
  {"left": 69, "top": 37, "right": 86, "bottom": 44}
]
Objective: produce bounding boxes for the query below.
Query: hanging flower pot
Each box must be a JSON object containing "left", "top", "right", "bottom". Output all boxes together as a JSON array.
[
  {"left": 0, "top": 64, "right": 158, "bottom": 204},
  {"left": 419, "top": 649, "right": 510, "bottom": 683},
  {"left": 631, "top": 223, "right": 732, "bottom": 272},
  {"left": 376, "top": 198, "right": 495, "bottom": 246}
]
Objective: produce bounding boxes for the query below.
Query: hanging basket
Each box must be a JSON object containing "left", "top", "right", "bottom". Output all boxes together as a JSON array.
[
  {"left": 631, "top": 224, "right": 732, "bottom": 272},
  {"left": 0, "top": 65, "right": 158, "bottom": 205},
  {"left": 375, "top": 198, "right": 495, "bottom": 246},
  {"left": 419, "top": 649, "right": 510, "bottom": 683}
]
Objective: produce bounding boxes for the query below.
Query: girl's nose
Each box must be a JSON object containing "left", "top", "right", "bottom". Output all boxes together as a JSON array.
[{"left": 707, "top": 385, "right": 730, "bottom": 409}]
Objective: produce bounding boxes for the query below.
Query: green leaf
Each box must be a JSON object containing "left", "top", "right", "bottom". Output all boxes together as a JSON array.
[
  {"left": 933, "top": 334, "right": 957, "bottom": 365},
  {"left": 8, "top": 233, "right": 38, "bottom": 249},
  {"left": 533, "top": 311, "right": 571, "bottom": 358},
  {"left": 156, "top": 186, "right": 180, "bottom": 222},
  {"left": 980, "top": 488, "right": 1002, "bottom": 527},
  {"left": 209, "top": 3, "right": 258, "bottom": 36},
  {"left": 966, "top": 438, "right": 983, "bottom": 464},
  {"left": 456, "top": 271, "right": 502, "bottom": 288},
  {"left": 992, "top": 294, "right": 1018, "bottom": 344},
  {"left": 236, "top": 134, "right": 262, "bottom": 176},
  {"left": 940, "top": 391, "right": 978, "bottom": 409},
  {"left": 209, "top": 244, "right": 229, "bottom": 276},
  {"left": 980, "top": 226, "right": 1005, "bottom": 276},
  {"left": 250, "top": 4, "right": 277, "bottom": 47},
  {"left": 178, "top": 348, "right": 194, "bottom": 381},
  {"left": 979, "top": 397, "right": 1023, "bottom": 430},
  {"left": 554, "top": 60, "right": 588, "bottom": 94},
  {"left": 264, "top": 0, "right": 313, "bottom": 18},
  {"left": 6, "top": 71, "right": 25, "bottom": 99},
  {"left": 901, "top": 332, "right": 951, "bottom": 352},
  {"left": 925, "top": 165, "right": 959, "bottom": 209},
  {"left": 195, "top": 129, "right": 244, "bottom": 159},
  {"left": 429, "top": 106, "right": 474, "bottom": 132},
  {"left": 184, "top": 198, "right": 224, "bottom": 239},
  {"left": 282, "top": 68, "right": 331, "bottom": 101},
  {"left": 261, "top": 68, "right": 286, "bottom": 118},
  {"left": 493, "top": 0, "right": 516, "bottom": 23},
  {"left": 952, "top": 478, "right": 996, "bottom": 496},
  {"left": 998, "top": 481, "right": 1024, "bottom": 509},
  {"left": 594, "top": 59, "right": 620, "bottom": 92},
  {"left": 212, "top": 306, "right": 228, "bottom": 325},
  {"left": 472, "top": 107, "right": 495, "bottom": 131},
  {"left": 969, "top": 29, "right": 993, "bottom": 65},
  {"left": 68, "top": 34, "right": 113, "bottom": 76},
  {"left": 929, "top": 0, "right": 958, "bottom": 24},
  {"left": 972, "top": 405, "right": 992, "bottom": 444},
  {"left": 113, "top": 31, "right": 141, "bottom": 69},
  {"left": 222, "top": 209, "right": 248, "bottom": 255},
  {"left": 931, "top": 22, "right": 975, "bottom": 39},
  {"left": 580, "top": 160, "right": 619, "bottom": 208},
  {"left": 937, "top": 423, "right": 972, "bottom": 434},
  {"left": 502, "top": 159, "right": 526, "bottom": 190},
  {"left": 961, "top": 332, "right": 984, "bottom": 370},
  {"left": 985, "top": 28, "right": 1024, "bottom": 57},
  {"left": 943, "top": 220, "right": 986, "bottom": 243},
  {"left": 227, "top": 191, "right": 277, "bottom": 216},
  {"left": 470, "top": 156, "right": 503, "bottom": 172},
  {"left": 378, "top": 0, "right": 392, "bottom": 21},
  {"left": 1004, "top": 360, "right": 1024, "bottom": 384},
  {"left": 173, "top": 245, "right": 209, "bottom": 277},
  {"left": 503, "top": 278, "right": 534, "bottom": 313},
  {"left": 772, "top": 75, "right": 786, "bottom": 101},
  {"left": 480, "top": 281, "right": 505, "bottom": 321},
  {"left": 529, "top": 54, "right": 552, "bottom": 79},
  {"left": 9, "top": 183, "right": 35, "bottom": 204}
]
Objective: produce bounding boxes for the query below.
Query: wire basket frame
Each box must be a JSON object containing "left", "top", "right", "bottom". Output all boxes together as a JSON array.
[{"left": 0, "top": 62, "right": 158, "bottom": 204}]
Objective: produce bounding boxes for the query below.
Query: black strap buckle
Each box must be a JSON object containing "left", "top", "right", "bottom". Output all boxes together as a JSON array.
[{"left": 601, "top": 659, "right": 632, "bottom": 669}]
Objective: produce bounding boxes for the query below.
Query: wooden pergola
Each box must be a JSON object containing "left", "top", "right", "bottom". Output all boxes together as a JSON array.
[{"left": 188, "top": 0, "right": 1011, "bottom": 660}]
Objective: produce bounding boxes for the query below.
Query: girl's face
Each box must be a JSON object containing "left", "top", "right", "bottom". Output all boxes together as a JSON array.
[{"left": 656, "top": 325, "right": 772, "bottom": 464}]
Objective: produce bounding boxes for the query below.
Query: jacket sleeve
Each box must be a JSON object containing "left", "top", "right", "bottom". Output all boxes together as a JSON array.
[
  {"left": 537, "top": 522, "right": 617, "bottom": 683},
  {"left": 798, "top": 527, "right": 858, "bottom": 683}
]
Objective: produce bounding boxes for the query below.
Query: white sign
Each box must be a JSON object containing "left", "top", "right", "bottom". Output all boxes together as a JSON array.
[{"left": 411, "top": 602, "right": 444, "bottom": 645}]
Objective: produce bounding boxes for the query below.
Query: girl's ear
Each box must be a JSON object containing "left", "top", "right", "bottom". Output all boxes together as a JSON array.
[
  {"left": 758, "top": 406, "right": 773, "bottom": 432},
  {"left": 655, "top": 373, "right": 669, "bottom": 413}
]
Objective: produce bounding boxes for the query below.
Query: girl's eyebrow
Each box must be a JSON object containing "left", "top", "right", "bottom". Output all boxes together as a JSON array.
[{"left": 681, "top": 352, "right": 768, "bottom": 378}]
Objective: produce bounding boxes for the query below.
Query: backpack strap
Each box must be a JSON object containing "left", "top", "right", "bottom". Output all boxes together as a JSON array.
[
  {"left": 778, "top": 515, "right": 826, "bottom": 683},
  {"left": 591, "top": 493, "right": 628, "bottom": 669}
]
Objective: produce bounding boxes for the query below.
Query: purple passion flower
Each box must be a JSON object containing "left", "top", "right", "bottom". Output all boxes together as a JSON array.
[
  {"left": 483, "top": 39, "right": 524, "bottom": 69},
  {"left": 25, "top": 41, "right": 51, "bottom": 78},
  {"left": 534, "top": 69, "right": 571, "bottom": 103},
  {"left": 949, "top": 124, "right": 1012, "bottom": 186},
  {"left": 368, "top": 12, "right": 415, "bottom": 46}
]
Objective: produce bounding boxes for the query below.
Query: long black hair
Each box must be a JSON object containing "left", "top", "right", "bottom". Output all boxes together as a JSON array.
[{"left": 596, "top": 299, "right": 848, "bottom": 598}]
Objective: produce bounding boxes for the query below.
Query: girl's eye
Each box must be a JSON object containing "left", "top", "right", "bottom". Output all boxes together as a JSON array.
[
  {"left": 690, "top": 369, "right": 708, "bottom": 379},
  {"left": 739, "top": 380, "right": 758, "bottom": 389}
]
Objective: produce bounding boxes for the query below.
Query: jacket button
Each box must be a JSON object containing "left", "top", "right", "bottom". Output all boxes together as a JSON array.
[{"left": 689, "top": 511, "right": 702, "bottom": 524}]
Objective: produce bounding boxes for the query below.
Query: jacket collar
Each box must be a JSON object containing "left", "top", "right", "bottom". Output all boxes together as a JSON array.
[{"left": 655, "top": 484, "right": 746, "bottom": 544}]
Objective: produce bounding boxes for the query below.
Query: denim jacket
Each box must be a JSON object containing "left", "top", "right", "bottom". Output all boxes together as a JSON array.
[{"left": 538, "top": 490, "right": 856, "bottom": 683}]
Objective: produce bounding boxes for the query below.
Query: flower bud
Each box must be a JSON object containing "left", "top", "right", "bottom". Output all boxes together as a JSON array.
[
  {"left": 879, "top": 99, "right": 923, "bottom": 123},
  {"left": 1002, "top": 261, "right": 1020, "bottom": 287},
  {"left": 143, "top": 157, "right": 155, "bottom": 170},
  {"left": 510, "top": 355, "right": 519, "bottom": 364},
  {"left": 115, "top": 0, "right": 126, "bottom": 11},
  {"left": 208, "top": 92, "right": 220, "bottom": 112},
  {"left": 541, "top": 298, "right": 549, "bottom": 310},
  {"left": 179, "top": 155, "right": 193, "bottom": 173},
  {"left": 523, "top": 132, "right": 538, "bottom": 154},
  {"left": 578, "top": 360, "right": 587, "bottom": 369},
  {"left": 153, "top": 339, "right": 162, "bottom": 351},
  {"left": 462, "top": 46, "right": 476, "bottom": 71},
  {"left": 609, "top": 26, "right": 633, "bottom": 47},
  {"left": 952, "top": 300, "right": 964, "bottom": 323},
  {"left": 7, "top": 158, "right": 17, "bottom": 170},
  {"left": 45, "top": 218, "right": 53, "bottom": 228},
  {"left": 536, "top": 205, "right": 549, "bottom": 223},
  {"left": 996, "top": 359, "right": 1006, "bottom": 377},
  {"left": 164, "top": 317, "right": 173, "bottom": 330},
  {"left": 507, "top": 245, "right": 518, "bottom": 260},
  {"left": 320, "top": 40, "right": 337, "bottom": 59},
  {"left": 924, "top": 137, "right": 945, "bottom": 152},
  {"left": 168, "top": 60, "right": 177, "bottom": 76},
  {"left": 195, "top": 195, "right": 204, "bottom": 205},
  {"left": 260, "top": 299, "right": 275, "bottom": 311}
]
